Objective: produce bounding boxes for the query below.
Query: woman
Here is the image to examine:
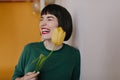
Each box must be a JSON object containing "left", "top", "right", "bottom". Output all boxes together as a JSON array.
[{"left": 12, "top": 4, "right": 80, "bottom": 80}]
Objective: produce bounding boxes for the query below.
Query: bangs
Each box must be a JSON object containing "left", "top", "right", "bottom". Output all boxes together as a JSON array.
[{"left": 41, "top": 5, "right": 58, "bottom": 16}]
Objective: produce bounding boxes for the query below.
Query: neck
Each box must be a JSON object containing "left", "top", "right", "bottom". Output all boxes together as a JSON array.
[{"left": 43, "top": 40, "right": 63, "bottom": 51}]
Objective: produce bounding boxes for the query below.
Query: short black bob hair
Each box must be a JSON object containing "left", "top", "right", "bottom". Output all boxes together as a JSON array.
[{"left": 41, "top": 4, "right": 73, "bottom": 41}]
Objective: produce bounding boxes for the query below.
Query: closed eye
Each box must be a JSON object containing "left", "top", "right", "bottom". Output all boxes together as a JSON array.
[{"left": 47, "top": 18, "right": 53, "bottom": 21}]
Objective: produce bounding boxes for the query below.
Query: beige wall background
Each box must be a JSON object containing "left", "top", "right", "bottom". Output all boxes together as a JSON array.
[
  {"left": 0, "top": 2, "right": 40, "bottom": 79},
  {"left": 56, "top": 0, "right": 120, "bottom": 80}
]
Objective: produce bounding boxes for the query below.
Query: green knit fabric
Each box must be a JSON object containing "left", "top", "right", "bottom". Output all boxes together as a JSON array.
[{"left": 12, "top": 41, "right": 80, "bottom": 80}]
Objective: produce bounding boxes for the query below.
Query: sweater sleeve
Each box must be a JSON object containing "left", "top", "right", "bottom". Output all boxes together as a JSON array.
[
  {"left": 12, "top": 45, "right": 30, "bottom": 80},
  {"left": 71, "top": 49, "right": 81, "bottom": 80}
]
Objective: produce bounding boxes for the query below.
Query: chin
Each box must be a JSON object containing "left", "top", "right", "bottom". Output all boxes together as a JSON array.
[
  {"left": 42, "top": 34, "right": 51, "bottom": 40},
  {"left": 42, "top": 37, "right": 51, "bottom": 41}
]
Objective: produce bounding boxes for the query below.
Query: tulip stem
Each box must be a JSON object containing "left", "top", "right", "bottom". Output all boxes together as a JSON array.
[
  {"left": 46, "top": 45, "right": 56, "bottom": 59},
  {"left": 31, "top": 45, "right": 57, "bottom": 72}
]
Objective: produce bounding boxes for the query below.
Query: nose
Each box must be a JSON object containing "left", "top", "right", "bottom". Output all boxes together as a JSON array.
[{"left": 40, "top": 20, "right": 47, "bottom": 27}]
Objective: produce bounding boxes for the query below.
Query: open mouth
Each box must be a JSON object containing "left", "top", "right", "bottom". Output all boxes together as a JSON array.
[{"left": 41, "top": 28, "right": 50, "bottom": 34}]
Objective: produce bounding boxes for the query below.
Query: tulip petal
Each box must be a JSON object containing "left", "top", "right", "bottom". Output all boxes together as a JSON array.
[{"left": 52, "top": 27, "right": 66, "bottom": 46}]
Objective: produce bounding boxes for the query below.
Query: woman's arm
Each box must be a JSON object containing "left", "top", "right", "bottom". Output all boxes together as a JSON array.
[
  {"left": 12, "top": 45, "right": 30, "bottom": 80},
  {"left": 71, "top": 49, "right": 81, "bottom": 80}
]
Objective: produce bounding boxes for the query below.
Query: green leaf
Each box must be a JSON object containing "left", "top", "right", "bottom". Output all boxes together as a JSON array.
[{"left": 35, "top": 54, "right": 47, "bottom": 71}]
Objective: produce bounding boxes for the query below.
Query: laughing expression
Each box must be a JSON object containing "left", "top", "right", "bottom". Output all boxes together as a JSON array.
[{"left": 40, "top": 14, "right": 58, "bottom": 40}]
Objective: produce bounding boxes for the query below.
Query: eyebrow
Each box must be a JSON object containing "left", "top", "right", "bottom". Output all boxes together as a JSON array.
[
  {"left": 47, "top": 16, "right": 54, "bottom": 19},
  {"left": 41, "top": 15, "right": 55, "bottom": 19}
]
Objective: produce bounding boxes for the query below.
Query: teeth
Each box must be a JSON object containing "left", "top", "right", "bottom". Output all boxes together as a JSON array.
[
  {"left": 42, "top": 28, "right": 49, "bottom": 31},
  {"left": 41, "top": 28, "right": 50, "bottom": 33},
  {"left": 43, "top": 29, "right": 49, "bottom": 32}
]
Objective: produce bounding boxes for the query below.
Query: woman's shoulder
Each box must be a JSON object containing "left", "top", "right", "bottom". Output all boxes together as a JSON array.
[
  {"left": 64, "top": 43, "right": 79, "bottom": 50},
  {"left": 64, "top": 43, "right": 80, "bottom": 54},
  {"left": 63, "top": 43, "right": 80, "bottom": 60}
]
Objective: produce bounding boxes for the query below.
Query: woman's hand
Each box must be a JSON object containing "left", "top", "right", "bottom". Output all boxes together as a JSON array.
[{"left": 15, "top": 71, "right": 40, "bottom": 80}]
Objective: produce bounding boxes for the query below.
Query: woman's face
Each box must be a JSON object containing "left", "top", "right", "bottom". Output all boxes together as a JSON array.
[{"left": 40, "top": 14, "right": 58, "bottom": 40}]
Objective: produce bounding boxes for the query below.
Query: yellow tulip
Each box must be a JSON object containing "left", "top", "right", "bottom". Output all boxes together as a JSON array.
[
  {"left": 52, "top": 27, "right": 66, "bottom": 46},
  {"left": 32, "top": 27, "right": 66, "bottom": 72}
]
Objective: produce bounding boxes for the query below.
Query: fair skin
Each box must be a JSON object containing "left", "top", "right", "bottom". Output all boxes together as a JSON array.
[
  {"left": 15, "top": 71, "right": 39, "bottom": 80},
  {"left": 15, "top": 14, "right": 62, "bottom": 80},
  {"left": 40, "top": 14, "right": 62, "bottom": 50}
]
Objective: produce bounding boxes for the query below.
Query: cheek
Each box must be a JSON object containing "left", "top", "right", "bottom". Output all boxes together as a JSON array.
[{"left": 49, "top": 21, "right": 58, "bottom": 28}]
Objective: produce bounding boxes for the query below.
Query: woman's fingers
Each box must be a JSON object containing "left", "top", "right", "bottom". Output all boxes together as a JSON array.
[
  {"left": 26, "top": 72, "right": 34, "bottom": 76},
  {"left": 23, "top": 71, "right": 40, "bottom": 80},
  {"left": 29, "top": 72, "right": 40, "bottom": 79}
]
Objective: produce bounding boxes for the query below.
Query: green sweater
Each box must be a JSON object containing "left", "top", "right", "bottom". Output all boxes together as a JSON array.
[{"left": 12, "top": 41, "right": 80, "bottom": 80}]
